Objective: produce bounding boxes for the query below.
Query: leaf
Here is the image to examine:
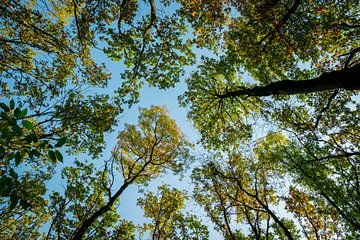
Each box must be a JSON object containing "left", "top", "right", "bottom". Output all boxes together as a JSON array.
[
  {"left": 10, "top": 191, "right": 18, "bottom": 209},
  {"left": 20, "top": 108, "right": 28, "bottom": 118},
  {"left": 31, "top": 149, "right": 40, "bottom": 158},
  {"left": 9, "top": 168, "right": 18, "bottom": 179},
  {"left": 14, "top": 125, "right": 22, "bottom": 136},
  {"left": 14, "top": 151, "right": 22, "bottom": 166},
  {"left": 8, "top": 118, "right": 17, "bottom": 126},
  {"left": 1, "top": 111, "right": 8, "bottom": 119},
  {"left": 22, "top": 120, "right": 34, "bottom": 129},
  {"left": 55, "top": 150, "right": 63, "bottom": 162},
  {"left": 21, "top": 190, "right": 30, "bottom": 198},
  {"left": 48, "top": 150, "right": 56, "bottom": 162},
  {"left": 25, "top": 135, "right": 33, "bottom": 143},
  {"left": 0, "top": 103, "right": 10, "bottom": 112},
  {"left": 20, "top": 199, "right": 31, "bottom": 209},
  {"left": 5, "top": 152, "right": 15, "bottom": 161},
  {"left": 55, "top": 137, "right": 67, "bottom": 147},
  {"left": 1, "top": 184, "right": 11, "bottom": 197},
  {"left": 10, "top": 99, "right": 15, "bottom": 110},
  {"left": 0, "top": 176, "right": 12, "bottom": 195},
  {"left": 14, "top": 107, "right": 21, "bottom": 118},
  {"left": 31, "top": 134, "right": 38, "bottom": 143}
]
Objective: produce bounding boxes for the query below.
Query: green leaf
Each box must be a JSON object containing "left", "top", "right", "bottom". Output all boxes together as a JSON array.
[
  {"left": 21, "top": 190, "right": 30, "bottom": 198},
  {"left": 10, "top": 99, "right": 15, "bottom": 110},
  {"left": 13, "top": 125, "right": 22, "bottom": 136},
  {"left": 14, "top": 107, "right": 21, "bottom": 118},
  {"left": 0, "top": 103, "right": 10, "bottom": 112},
  {"left": 8, "top": 118, "right": 17, "bottom": 126},
  {"left": 31, "top": 149, "right": 40, "bottom": 158},
  {"left": 20, "top": 108, "right": 27, "bottom": 118},
  {"left": 9, "top": 168, "right": 18, "bottom": 179},
  {"left": 0, "top": 176, "right": 12, "bottom": 196},
  {"left": 20, "top": 199, "right": 31, "bottom": 209},
  {"left": 1, "top": 111, "right": 8, "bottom": 119},
  {"left": 55, "top": 137, "right": 67, "bottom": 147},
  {"left": 31, "top": 134, "right": 38, "bottom": 143},
  {"left": 22, "top": 120, "right": 34, "bottom": 129},
  {"left": 0, "top": 146, "right": 4, "bottom": 155},
  {"left": 5, "top": 152, "right": 15, "bottom": 161},
  {"left": 55, "top": 150, "right": 63, "bottom": 162},
  {"left": 48, "top": 150, "right": 56, "bottom": 162},
  {"left": 14, "top": 151, "right": 22, "bottom": 166},
  {"left": 10, "top": 191, "right": 18, "bottom": 209},
  {"left": 25, "top": 135, "right": 32, "bottom": 143}
]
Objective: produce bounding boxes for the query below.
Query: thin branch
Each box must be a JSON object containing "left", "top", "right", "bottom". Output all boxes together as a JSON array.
[{"left": 313, "top": 90, "right": 339, "bottom": 130}]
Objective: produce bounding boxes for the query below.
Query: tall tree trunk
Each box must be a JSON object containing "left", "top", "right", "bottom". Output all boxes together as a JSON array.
[{"left": 218, "top": 63, "right": 360, "bottom": 98}]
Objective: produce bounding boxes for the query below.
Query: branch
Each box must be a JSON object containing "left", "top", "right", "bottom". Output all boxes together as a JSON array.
[
  {"left": 217, "top": 63, "right": 360, "bottom": 99},
  {"left": 344, "top": 47, "right": 360, "bottom": 68},
  {"left": 258, "top": 0, "right": 302, "bottom": 50},
  {"left": 72, "top": 0, "right": 85, "bottom": 47},
  {"left": 313, "top": 90, "right": 339, "bottom": 130},
  {"left": 70, "top": 128, "right": 164, "bottom": 239}
]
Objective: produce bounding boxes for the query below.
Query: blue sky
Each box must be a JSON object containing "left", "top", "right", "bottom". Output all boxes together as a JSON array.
[{"left": 83, "top": 44, "right": 224, "bottom": 237}]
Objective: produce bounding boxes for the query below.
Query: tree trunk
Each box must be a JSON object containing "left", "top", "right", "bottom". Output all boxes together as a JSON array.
[
  {"left": 218, "top": 63, "right": 360, "bottom": 98},
  {"left": 70, "top": 182, "right": 129, "bottom": 240}
]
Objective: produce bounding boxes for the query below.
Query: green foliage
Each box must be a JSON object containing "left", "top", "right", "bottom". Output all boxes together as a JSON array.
[
  {"left": 115, "top": 106, "right": 191, "bottom": 184},
  {"left": 45, "top": 161, "right": 121, "bottom": 239},
  {"left": 192, "top": 151, "right": 296, "bottom": 239},
  {"left": 1, "top": 0, "right": 359, "bottom": 239},
  {"left": 0, "top": 101, "right": 65, "bottom": 210},
  {"left": 138, "top": 184, "right": 209, "bottom": 239},
  {"left": 1, "top": 1, "right": 120, "bottom": 157},
  {"left": 179, "top": 56, "right": 263, "bottom": 149}
]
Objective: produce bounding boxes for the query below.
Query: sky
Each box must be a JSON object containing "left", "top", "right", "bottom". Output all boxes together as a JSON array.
[{"left": 80, "top": 44, "right": 224, "bottom": 238}]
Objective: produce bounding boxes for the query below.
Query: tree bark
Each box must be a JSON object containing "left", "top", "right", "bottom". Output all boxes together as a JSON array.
[
  {"left": 70, "top": 182, "right": 130, "bottom": 240},
  {"left": 218, "top": 63, "right": 360, "bottom": 98}
]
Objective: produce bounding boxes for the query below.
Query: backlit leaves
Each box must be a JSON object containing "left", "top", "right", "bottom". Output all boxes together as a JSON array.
[
  {"left": 115, "top": 106, "right": 190, "bottom": 183},
  {"left": 138, "top": 184, "right": 209, "bottom": 239}
]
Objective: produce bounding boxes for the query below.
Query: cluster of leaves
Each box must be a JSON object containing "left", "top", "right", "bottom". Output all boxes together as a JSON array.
[
  {"left": 179, "top": 55, "right": 262, "bottom": 149},
  {"left": 0, "top": 0, "right": 121, "bottom": 157},
  {"left": 1, "top": 100, "right": 66, "bottom": 210},
  {"left": 137, "top": 184, "right": 209, "bottom": 239}
]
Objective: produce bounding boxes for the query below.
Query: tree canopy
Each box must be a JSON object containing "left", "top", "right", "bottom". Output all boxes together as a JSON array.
[{"left": 1, "top": 0, "right": 359, "bottom": 239}]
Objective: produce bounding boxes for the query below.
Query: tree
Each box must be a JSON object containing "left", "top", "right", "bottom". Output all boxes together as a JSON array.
[
  {"left": 137, "top": 184, "right": 209, "bottom": 239},
  {"left": 285, "top": 187, "right": 343, "bottom": 239},
  {"left": 179, "top": 1, "right": 359, "bottom": 237},
  {"left": 192, "top": 151, "right": 298, "bottom": 240},
  {"left": 1, "top": 0, "right": 194, "bottom": 222},
  {"left": 1, "top": 0, "right": 194, "bottom": 156},
  {"left": 180, "top": 0, "right": 359, "bottom": 147},
  {"left": 1, "top": 0, "right": 119, "bottom": 156},
  {"left": 70, "top": 106, "right": 191, "bottom": 239},
  {"left": 0, "top": 106, "right": 192, "bottom": 239},
  {"left": 192, "top": 132, "right": 350, "bottom": 239}
]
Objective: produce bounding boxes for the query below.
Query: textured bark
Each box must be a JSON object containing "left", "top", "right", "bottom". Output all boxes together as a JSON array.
[{"left": 218, "top": 63, "right": 360, "bottom": 98}]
